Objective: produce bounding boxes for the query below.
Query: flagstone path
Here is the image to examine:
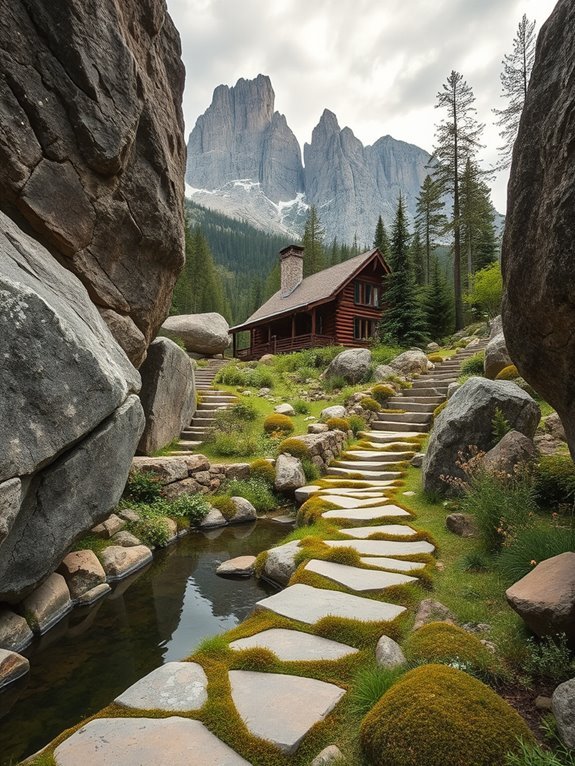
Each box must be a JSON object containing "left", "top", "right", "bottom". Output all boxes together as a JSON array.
[{"left": 40, "top": 346, "right": 485, "bottom": 766}]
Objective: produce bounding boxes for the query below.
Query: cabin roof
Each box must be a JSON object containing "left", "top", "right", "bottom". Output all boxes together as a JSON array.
[{"left": 230, "top": 248, "right": 387, "bottom": 332}]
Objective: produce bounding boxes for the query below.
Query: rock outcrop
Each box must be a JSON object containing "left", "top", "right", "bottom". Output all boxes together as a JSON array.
[
  {"left": 422, "top": 378, "right": 540, "bottom": 496},
  {"left": 325, "top": 348, "right": 371, "bottom": 384},
  {"left": 137, "top": 338, "right": 196, "bottom": 455},
  {"left": 484, "top": 333, "right": 512, "bottom": 379},
  {"left": 502, "top": 0, "right": 575, "bottom": 458},
  {"left": 161, "top": 313, "right": 231, "bottom": 355},
  {"left": 0, "top": 0, "right": 186, "bottom": 362}
]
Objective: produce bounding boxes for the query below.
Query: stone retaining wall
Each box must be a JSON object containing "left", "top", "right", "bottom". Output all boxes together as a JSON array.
[{"left": 288, "top": 430, "right": 349, "bottom": 472}]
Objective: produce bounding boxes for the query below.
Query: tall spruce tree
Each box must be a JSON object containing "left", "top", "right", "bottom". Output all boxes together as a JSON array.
[
  {"left": 409, "top": 230, "right": 426, "bottom": 287},
  {"left": 373, "top": 215, "right": 391, "bottom": 259},
  {"left": 378, "top": 196, "right": 427, "bottom": 347},
  {"left": 493, "top": 14, "right": 536, "bottom": 169},
  {"left": 302, "top": 205, "right": 325, "bottom": 276},
  {"left": 415, "top": 175, "right": 446, "bottom": 284},
  {"left": 423, "top": 257, "right": 454, "bottom": 340},
  {"left": 431, "top": 70, "right": 484, "bottom": 330},
  {"left": 172, "top": 224, "right": 226, "bottom": 317},
  {"left": 460, "top": 159, "right": 498, "bottom": 288}
]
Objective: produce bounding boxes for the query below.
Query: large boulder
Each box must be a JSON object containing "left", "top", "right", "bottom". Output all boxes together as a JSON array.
[
  {"left": 484, "top": 332, "right": 512, "bottom": 379},
  {"left": 480, "top": 430, "right": 538, "bottom": 476},
  {"left": 0, "top": 213, "right": 145, "bottom": 602},
  {"left": 422, "top": 378, "right": 540, "bottom": 496},
  {"left": 324, "top": 348, "right": 371, "bottom": 384},
  {"left": 502, "top": 0, "right": 575, "bottom": 459},
  {"left": 274, "top": 455, "right": 306, "bottom": 493},
  {"left": 505, "top": 552, "right": 575, "bottom": 640},
  {"left": 552, "top": 678, "right": 575, "bottom": 749},
  {"left": 0, "top": 0, "right": 186, "bottom": 362},
  {"left": 389, "top": 349, "right": 429, "bottom": 376},
  {"left": 137, "top": 338, "right": 196, "bottom": 455},
  {"left": 161, "top": 313, "right": 231, "bottom": 355}
]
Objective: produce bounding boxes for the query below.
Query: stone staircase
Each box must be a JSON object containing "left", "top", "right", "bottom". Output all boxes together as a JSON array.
[{"left": 171, "top": 358, "right": 237, "bottom": 455}]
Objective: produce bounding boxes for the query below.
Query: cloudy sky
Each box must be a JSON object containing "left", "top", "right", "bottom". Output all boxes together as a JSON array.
[{"left": 167, "top": 0, "right": 557, "bottom": 212}]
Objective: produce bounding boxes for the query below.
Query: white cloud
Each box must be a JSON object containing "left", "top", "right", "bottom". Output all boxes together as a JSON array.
[{"left": 167, "top": 0, "right": 558, "bottom": 212}]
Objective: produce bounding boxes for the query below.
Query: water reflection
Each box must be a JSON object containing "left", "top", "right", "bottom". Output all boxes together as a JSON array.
[{"left": 0, "top": 522, "right": 283, "bottom": 764}]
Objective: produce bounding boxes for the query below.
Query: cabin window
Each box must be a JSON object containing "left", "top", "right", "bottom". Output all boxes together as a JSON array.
[
  {"left": 354, "top": 317, "right": 377, "bottom": 341},
  {"left": 354, "top": 281, "right": 380, "bottom": 307}
]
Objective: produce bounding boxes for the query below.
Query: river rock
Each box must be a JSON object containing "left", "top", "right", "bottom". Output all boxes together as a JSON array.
[
  {"left": 422, "top": 378, "right": 540, "bottom": 496},
  {"left": 91, "top": 514, "right": 126, "bottom": 539},
  {"left": 484, "top": 332, "right": 512, "bottom": 379},
  {"left": 0, "top": 0, "right": 186, "bottom": 356},
  {"left": 20, "top": 573, "right": 72, "bottom": 634},
  {"left": 229, "top": 497, "right": 257, "bottom": 523},
  {"left": 0, "top": 609, "right": 33, "bottom": 652},
  {"left": 502, "top": 0, "right": 575, "bottom": 458},
  {"left": 216, "top": 556, "right": 256, "bottom": 577},
  {"left": 321, "top": 405, "right": 347, "bottom": 420},
  {"left": 543, "top": 413, "right": 567, "bottom": 442},
  {"left": 324, "top": 348, "right": 372, "bottom": 384},
  {"left": 552, "top": 677, "right": 575, "bottom": 749},
  {"left": 100, "top": 545, "right": 153, "bottom": 581},
  {"left": 389, "top": 349, "right": 429, "bottom": 376},
  {"left": 446, "top": 513, "right": 477, "bottom": 538},
  {"left": 0, "top": 649, "right": 30, "bottom": 690},
  {"left": 481, "top": 430, "right": 537, "bottom": 476},
  {"left": 0, "top": 478, "right": 21, "bottom": 548},
  {"left": 311, "top": 746, "right": 344, "bottom": 766},
  {"left": 262, "top": 541, "right": 300, "bottom": 586},
  {"left": 161, "top": 313, "right": 231, "bottom": 354},
  {"left": 75, "top": 584, "right": 112, "bottom": 607},
  {"left": 275, "top": 403, "right": 296, "bottom": 416},
  {"left": 111, "top": 531, "right": 143, "bottom": 547},
  {"left": 199, "top": 509, "right": 227, "bottom": 529},
  {"left": 58, "top": 551, "right": 107, "bottom": 600},
  {"left": 130, "top": 457, "right": 189, "bottom": 484},
  {"left": 275, "top": 454, "right": 306, "bottom": 492},
  {"left": 375, "top": 635, "right": 406, "bottom": 668},
  {"left": 505, "top": 552, "right": 575, "bottom": 639},
  {"left": 137, "top": 338, "right": 196, "bottom": 455}
]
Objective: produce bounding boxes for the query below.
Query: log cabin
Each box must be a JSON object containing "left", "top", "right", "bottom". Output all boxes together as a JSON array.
[{"left": 230, "top": 245, "right": 390, "bottom": 360}]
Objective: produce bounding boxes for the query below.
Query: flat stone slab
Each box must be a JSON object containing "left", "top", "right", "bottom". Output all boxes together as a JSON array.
[
  {"left": 342, "top": 524, "right": 417, "bottom": 539},
  {"left": 295, "top": 485, "right": 322, "bottom": 502},
  {"left": 255, "top": 583, "right": 406, "bottom": 625},
  {"left": 333, "top": 460, "right": 404, "bottom": 471},
  {"left": 319, "top": 488, "right": 388, "bottom": 497},
  {"left": 305, "top": 560, "right": 416, "bottom": 592},
  {"left": 322, "top": 505, "right": 411, "bottom": 521},
  {"left": 216, "top": 556, "right": 256, "bottom": 577},
  {"left": 229, "top": 628, "right": 358, "bottom": 661},
  {"left": 360, "top": 556, "right": 426, "bottom": 572},
  {"left": 320, "top": 479, "right": 399, "bottom": 488},
  {"left": 361, "top": 430, "right": 424, "bottom": 440},
  {"left": 53, "top": 717, "right": 251, "bottom": 766},
  {"left": 345, "top": 450, "right": 414, "bottom": 460},
  {"left": 115, "top": 662, "right": 208, "bottom": 712},
  {"left": 319, "top": 495, "right": 393, "bottom": 509},
  {"left": 325, "top": 539, "right": 434, "bottom": 557},
  {"left": 327, "top": 468, "right": 403, "bottom": 480},
  {"left": 229, "top": 670, "right": 345, "bottom": 753}
]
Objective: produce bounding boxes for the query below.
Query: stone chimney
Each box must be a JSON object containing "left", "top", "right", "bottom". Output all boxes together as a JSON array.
[{"left": 279, "top": 245, "right": 304, "bottom": 297}]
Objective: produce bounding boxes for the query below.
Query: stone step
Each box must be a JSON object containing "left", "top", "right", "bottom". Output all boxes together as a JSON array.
[
  {"left": 344, "top": 450, "right": 415, "bottom": 462},
  {"left": 190, "top": 417, "right": 217, "bottom": 426},
  {"left": 229, "top": 628, "right": 358, "bottom": 661},
  {"left": 423, "top": 375, "right": 458, "bottom": 383},
  {"left": 376, "top": 411, "right": 432, "bottom": 424},
  {"left": 359, "top": 430, "right": 423, "bottom": 443},
  {"left": 389, "top": 395, "right": 444, "bottom": 404},
  {"left": 360, "top": 556, "right": 427, "bottom": 572},
  {"left": 322, "top": 504, "right": 411, "bottom": 521},
  {"left": 171, "top": 446, "right": 202, "bottom": 454},
  {"left": 372, "top": 421, "right": 429, "bottom": 433},
  {"left": 304, "top": 559, "right": 416, "bottom": 592},
  {"left": 386, "top": 401, "right": 437, "bottom": 413},
  {"left": 332, "top": 460, "right": 405, "bottom": 472},
  {"left": 312, "top": 494, "right": 394, "bottom": 509},
  {"left": 193, "top": 409, "right": 224, "bottom": 417},
  {"left": 324, "top": 538, "right": 435, "bottom": 557},
  {"left": 409, "top": 382, "right": 449, "bottom": 393},
  {"left": 326, "top": 467, "right": 403, "bottom": 480},
  {"left": 342, "top": 524, "right": 417, "bottom": 539},
  {"left": 177, "top": 440, "right": 203, "bottom": 449}
]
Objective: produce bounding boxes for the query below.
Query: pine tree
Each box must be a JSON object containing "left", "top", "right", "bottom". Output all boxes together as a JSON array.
[
  {"left": 302, "top": 205, "right": 325, "bottom": 276},
  {"left": 415, "top": 175, "right": 446, "bottom": 284},
  {"left": 431, "top": 70, "right": 484, "bottom": 330},
  {"left": 493, "top": 14, "right": 536, "bottom": 170},
  {"left": 373, "top": 215, "right": 391, "bottom": 259},
  {"left": 409, "top": 230, "right": 426, "bottom": 286},
  {"left": 459, "top": 159, "right": 498, "bottom": 288},
  {"left": 171, "top": 224, "right": 226, "bottom": 317},
  {"left": 423, "top": 257, "right": 454, "bottom": 341},
  {"left": 378, "top": 196, "right": 428, "bottom": 347}
]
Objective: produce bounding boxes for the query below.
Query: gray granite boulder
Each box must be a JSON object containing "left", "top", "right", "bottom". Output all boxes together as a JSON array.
[
  {"left": 275, "top": 454, "right": 306, "bottom": 492},
  {"left": 137, "top": 338, "right": 196, "bottom": 455},
  {"left": 275, "top": 403, "right": 296, "bottom": 416},
  {"left": 100, "top": 545, "right": 153, "bottom": 581},
  {"left": 130, "top": 456, "right": 189, "bottom": 484},
  {"left": 552, "top": 677, "right": 575, "bottom": 749},
  {"left": 389, "top": 349, "right": 429, "bottom": 376},
  {"left": 423, "top": 378, "right": 540, "bottom": 496},
  {"left": 262, "top": 541, "right": 300, "bottom": 586},
  {"left": 58, "top": 550, "right": 107, "bottom": 601},
  {"left": 481, "top": 430, "right": 537, "bottom": 476},
  {"left": 321, "top": 405, "right": 347, "bottom": 420},
  {"left": 506, "top": 552, "right": 575, "bottom": 639},
  {"left": 162, "top": 313, "right": 231, "bottom": 354},
  {"left": 229, "top": 497, "right": 257, "bottom": 523},
  {"left": 325, "top": 348, "right": 371, "bottom": 384},
  {"left": 375, "top": 635, "right": 406, "bottom": 668},
  {"left": 484, "top": 332, "right": 512, "bottom": 379}
]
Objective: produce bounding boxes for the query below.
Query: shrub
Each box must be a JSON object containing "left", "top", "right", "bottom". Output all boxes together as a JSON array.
[
  {"left": 293, "top": 400, "right": 310, "bottom": 415},
  {"left": 323, "top": 374, "right": 347, "bottom": 393},
  {"left": 348, "top": 414, "right": 367, "bottom": 436},
  {"left": 371, "top": 345, "right": 404, "bottom": 366},
  {"left": 276, "top": 437, "right": 311, "bottom": 460},
  {"left": 230, "top": 401, "right": 258, "bottom": 421},
  {"left": 128, "top": 512, "right": 171, "bottom": 547},
  {"left": 223, "top": 477, "right": 276, "bottom": 513},
  {"left": 124, "top": 471, "right": 163, "bottom": 503},
  {"left": 403, "top": 622, "right": 492, "bottom": 677},
  {"left": 325, "top": 417, "right": 350, "bottom": 432},
  {"left": 350, "top": 664, "right": 408, "bottom": 717},
  {"left": 371, "top": 383, "right": 396, "bottom": 404},
  {"left": 209, "top": 431, "right": 260, "bottom": 457},
  {"left": 427, "top": 353, "right": 444, "bottom": 363},
  {"left": 301, "top": 457, "right": 321, "bottom": 483},
  {"left": 161, "top": 493, "right": 210, "bottom": 524},
  {"left": 216, "top": 364, "right": 274, "bottom": 389},
  {"left": 459, "top": 467, "right": 537, "bottom": 553},
  {"left": 460, "top": 351, "right": 485, "bottom": 376},
  {"left": 263, "top": 413, "right": 294, "bottom": 436},
  {"left": 360, "top": 397, "right": 382, "bottom": 412},
  {"left": 209, "top": 495, "right": 237, "bottom": 520},
  {"left": 523, "top": 633, "right": 575, "bottom": 684},
  {"left": 534, "top": 455, "right": 575, "bottom": 508},
  {"left": 250, "top": 458, "right": 276, "bottom": 485},
  {"left": 492, "top": 407, "right": 512, "bottom": 445},
  {"left": 497, "top": 523, "right": 575, "bottom": 582},
  {"left": 496, "top": 365, "right": 520, "bottom": 380},
  {"left": 360, "top": 664, "right": 533, "bottom": 766}
]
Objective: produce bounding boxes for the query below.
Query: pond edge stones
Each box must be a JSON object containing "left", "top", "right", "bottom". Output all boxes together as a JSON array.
[{"left": 114, "top": 662, "right": 208, "bottom": 712}]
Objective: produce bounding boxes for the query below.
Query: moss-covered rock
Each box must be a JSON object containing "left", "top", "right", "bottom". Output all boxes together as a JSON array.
[
  {"left": 276, "top": 437, "right": 311, "bottom": 460},
  {"left": 325, "top": 417, "right": 351, "bottom": 432},
  {"left": 371, "top": 384, "right": 396, "bottom": 404},
  {"left": 360, "top": 664, "right": 532, "bottom": 766},
  {"left": 360, "top": 397, "right": 382, "bottom": 413},
  {"left": 495, "top": 364, "right": 520, "bottom": 380},
  {"left": 263, "top": 413, "right": 294, "bottom": 435},
  {"left": 403, "top": 621, "right": 492, "bottom": 674},
  {"left": 249, "top": 458, "right": 275, "bottom": 485}
]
